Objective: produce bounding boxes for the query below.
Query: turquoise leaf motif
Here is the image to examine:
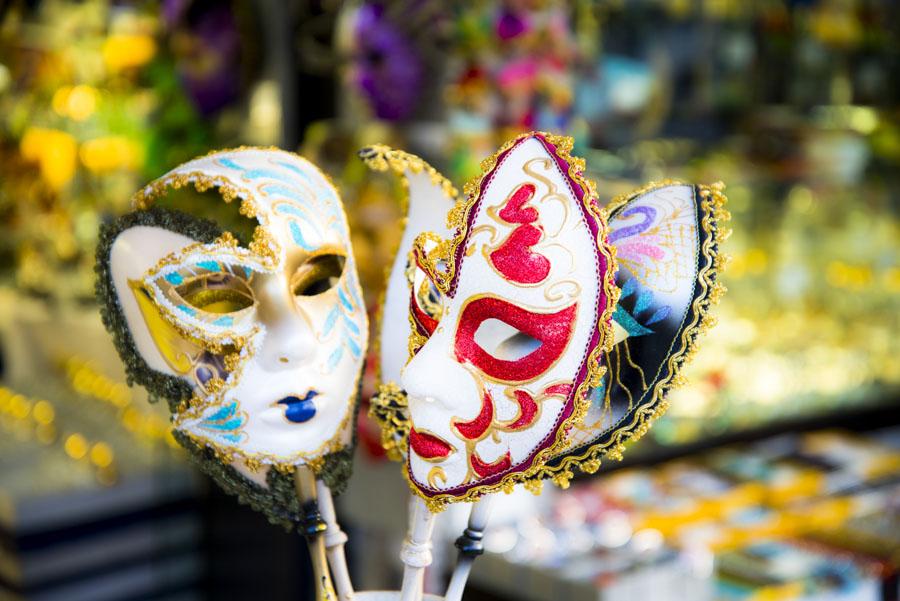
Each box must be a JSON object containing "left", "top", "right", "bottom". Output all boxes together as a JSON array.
[
  {"left": 273, "top": 160, "right": 338, "bottom": 203},
  {"left": 217, "top": 157, "right": 295, "bottom": 186},
  {"left": 217, "top": 154, "right": 345, "bottom": 237},
  {"left": 322, "top": 275, "right": 363, "bottom": 372},
  {"left": 262, "top": 183, "right": 306, "bottom": 202},
  {"left": 323, "top": 306, "right": 340, "bottom": 337},
  {"left": 275, "top": 204, "right": 323, "bottom": 251},
  {"left": 197, "top": 260, "right": 220, "bottom": 272},
  {"left": 197, "top": 400, "right": 246, "bottom": 444},
  {"left": 288, "top": 221, "right": 315, "bottom": 251}
]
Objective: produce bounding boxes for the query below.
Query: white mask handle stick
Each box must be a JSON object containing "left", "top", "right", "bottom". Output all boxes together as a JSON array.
[
  {"left": 443, "top": 495, "right": 494, "bottom": 601},
  {"left": 399, "top": 495, "right": 437, "bottom": 601},
  {"left": 316, "top": 480, "right": 355, "bottom": 601}
]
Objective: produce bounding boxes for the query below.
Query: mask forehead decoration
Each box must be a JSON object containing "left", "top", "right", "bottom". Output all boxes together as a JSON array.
[
  {"left": 543, "top": 181, "right": 729, "bottom": 485},
  {"left": 396, "top": 132, "right": 618, "bottom": 509},
  {"left": 96, "top": 148, "right": 368, "bottom": 528}
]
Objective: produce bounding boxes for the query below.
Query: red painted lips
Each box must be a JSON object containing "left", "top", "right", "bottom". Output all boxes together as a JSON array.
[{"left": 409, "top": 427, "right": 453, "bottom": 460}]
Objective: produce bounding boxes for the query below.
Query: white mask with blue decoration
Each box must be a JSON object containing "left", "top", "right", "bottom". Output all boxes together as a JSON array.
[{"left": 97, "top": 148, "right": 367, "bottom": 520}]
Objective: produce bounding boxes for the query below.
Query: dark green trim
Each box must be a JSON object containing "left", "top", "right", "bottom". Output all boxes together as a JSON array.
[{"left": 95, "top": 207, "right": 223, "bottom": 413}]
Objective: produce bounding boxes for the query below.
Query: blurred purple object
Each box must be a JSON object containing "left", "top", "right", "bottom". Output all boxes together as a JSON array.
[
  {"left": 162, "top": 0, "right": 190, "bottom": 25},
  {"left": 163, "top": 0, "right": 241, "bottom": 116},
  {"left": 496, "top": 8, "right": 529, "bottom": 40},
  {"left": 353, "top": 2, "right": 425, "bottom": 121}
]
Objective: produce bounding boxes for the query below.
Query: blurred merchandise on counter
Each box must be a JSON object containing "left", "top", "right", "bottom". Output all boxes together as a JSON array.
[{"left": 467, "top": 428, "right": 900, "bottom": 601}]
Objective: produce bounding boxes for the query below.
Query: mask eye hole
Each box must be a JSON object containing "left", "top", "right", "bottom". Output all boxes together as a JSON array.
[
  {"left": 177, "top": 273, "right": 255, "bottom": 314},
  {"left": 473, "top": 318, "right": 542, "bottom": 361},
  {"left": 292, "top": 253, "right": 345, "bottom": 296}
]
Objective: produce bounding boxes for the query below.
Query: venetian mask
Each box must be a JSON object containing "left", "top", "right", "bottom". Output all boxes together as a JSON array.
[
  {"left": 364, "top": 137, "right": 729, "bottom": 509},
  {"left": 387, "top": 132, "right": 618, "bottom": 507},
  {"left": 96, "top": 148, "right": 367, "bottom": 526}
]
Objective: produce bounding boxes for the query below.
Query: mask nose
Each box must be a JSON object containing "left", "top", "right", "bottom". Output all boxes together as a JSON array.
[
  {"left": 254, "top": 273, "right": 316, "bottom": 371},
  {"left": 401, "top": 335, "right": 476, "bottom": 413}
]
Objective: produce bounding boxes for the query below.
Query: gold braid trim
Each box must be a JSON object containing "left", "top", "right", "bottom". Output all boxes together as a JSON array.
[
  {"left": 132, "top": 169, "right": 280, "bottom": 267},
  {"left": 132, "top": 145, "right": 350, "bottom": 269},
  {"left": 137, "top": 233, "right": 264, "bottom": 353},
  {"left": 533, "top": 180, "right": 731, "bottom": 489},
  {"left": 368, "top": 382, "right": 411, "bottom": 462},
  {"left": 404, "top": 131, "right": 619, "bottom": 512},
  {"left": 358, "top": 144, "right": 459, "bottom": 203},
  {"left": 406, "top": 231, "right": 451, "bottom": 359}
]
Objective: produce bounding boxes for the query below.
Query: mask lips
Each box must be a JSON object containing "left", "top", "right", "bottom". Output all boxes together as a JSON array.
[
  {"left": 276, "top": 391, "right": 319, "bottom": 424},
  {"left": 409, "top": 426, "right": 454, "bottom": 459}
]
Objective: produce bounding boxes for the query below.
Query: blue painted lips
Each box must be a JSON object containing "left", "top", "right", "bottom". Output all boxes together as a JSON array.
[{"left": 277, "top": 390, "right": 319, "bottom": 423}]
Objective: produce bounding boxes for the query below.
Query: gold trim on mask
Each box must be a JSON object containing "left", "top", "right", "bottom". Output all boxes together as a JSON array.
[{"left": 427, "top": 466, "right": 447, "bottom": 489}]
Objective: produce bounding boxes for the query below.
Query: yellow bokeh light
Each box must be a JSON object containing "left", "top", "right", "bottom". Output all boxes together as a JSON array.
[
  {"left": 51, "top": 86, "right": 73, "bottom": 116},
  {"left": 52, "top": 85, "right": 100, "bottom": 121},
  {"left": 64, "top": 433, "right": 88, "bottom": 460},
  {"left": 66, "top": 85, "right": 99, "bottom": 121},
  {"left": 103, "top": 34, "right": 157, "bottom": 72},
  {"left": 9, "top": 394, "right": 31, "bottom": 420},
  {"left": 89, "top": 442, "right": 114, "bottom": 468},
  {"left": 19, "top": 127, "right": 78, "bottom": 190},
  {"left": 80, "top": 136, "right": 141, "bottom": 173},
  {"left": 32, "top": 400, "right": 55, "bottom": 425}
]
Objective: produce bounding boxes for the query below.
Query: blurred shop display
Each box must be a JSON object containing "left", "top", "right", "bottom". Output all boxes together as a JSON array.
[
  {"left": 0, "top": 0, "right": 266, "bottom": 301},
  {"left": 0, "top": 451, "right": 202, "bottom": 601},
  {"left": 466, "top": 428, "right": 900, "bottom": 601},
  {"left": 0, "top": 288, "right": 202, "bottom": 600},
  {"left": 0, "top": 0, "right": 897, "bottom": 600}
]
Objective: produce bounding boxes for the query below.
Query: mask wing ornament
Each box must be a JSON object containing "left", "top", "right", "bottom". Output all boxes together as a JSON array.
[
  {"left": 542, "top": 180, "right": 730, "bottom": 486},
  {"left": 96, "top": 148, "right": 368, "bottom": 530}
]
